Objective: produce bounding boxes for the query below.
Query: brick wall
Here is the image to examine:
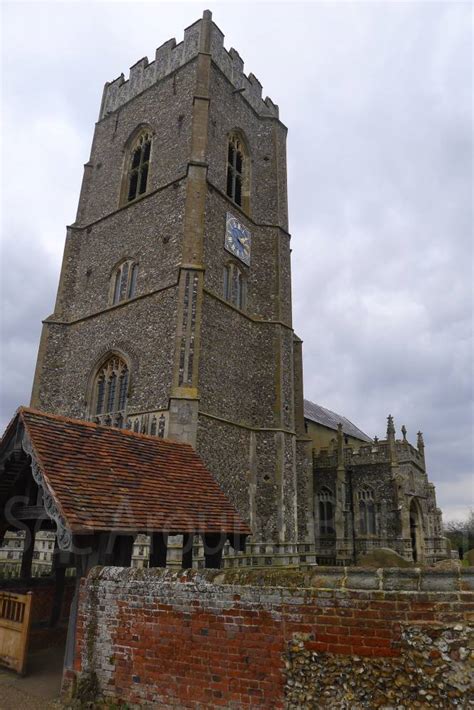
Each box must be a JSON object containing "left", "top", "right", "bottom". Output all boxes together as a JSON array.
[{"left": 65, "top": 567, "right": 473, "bottom": 708}]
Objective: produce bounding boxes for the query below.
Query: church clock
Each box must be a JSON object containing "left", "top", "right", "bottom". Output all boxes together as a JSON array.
[{"left": 224, "top": 212, "right": 251, "bottom": 266}]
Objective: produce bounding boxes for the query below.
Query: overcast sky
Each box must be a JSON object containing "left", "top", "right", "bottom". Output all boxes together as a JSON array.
[{"left": 1, "top": 1, "right": 472, "bottom": 521}]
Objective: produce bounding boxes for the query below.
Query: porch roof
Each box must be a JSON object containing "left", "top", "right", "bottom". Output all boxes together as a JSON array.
[{"left": 1, "top": 408, "right": 250, "bottom": 538}]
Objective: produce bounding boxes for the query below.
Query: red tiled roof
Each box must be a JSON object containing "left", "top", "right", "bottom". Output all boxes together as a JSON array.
[{"left": 5, "top": 407, "right": 250, "bottom": 537}]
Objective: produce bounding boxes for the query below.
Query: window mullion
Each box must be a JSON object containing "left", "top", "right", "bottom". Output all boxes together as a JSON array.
[{"left": 113, "top": 371, "right": 120, "bottom": 414}]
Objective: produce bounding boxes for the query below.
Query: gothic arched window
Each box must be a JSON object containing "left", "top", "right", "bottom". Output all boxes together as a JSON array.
[
  {"left": 358, "top": 488, "right": 376, "bottom": 535},
  {"left": 226, "top": 132, "right": 249, "bottom": 212},
  {"left": 318, "top": 487, "right": 335, "bottom": 536},
  {"left": 223, "top": 262, "right": 246, "bottom": 310},
  {"left": 92, "top": 355, "right": 129, "bottom": 427},
  {"left": 124, "top": 130, "right": 151, "bottom": 203},
  {"left": 111, "top": 260, "right": 138, "bottom": 305}
]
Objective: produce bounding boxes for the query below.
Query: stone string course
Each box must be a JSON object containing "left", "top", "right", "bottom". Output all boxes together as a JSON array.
[{"left": 64, "top": 566, "right": 474, "bottom": 708}]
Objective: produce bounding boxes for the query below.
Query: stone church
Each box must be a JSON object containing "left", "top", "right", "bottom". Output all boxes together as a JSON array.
[{"left": 27, "top": 10, "right": 447, "bottom": 566}]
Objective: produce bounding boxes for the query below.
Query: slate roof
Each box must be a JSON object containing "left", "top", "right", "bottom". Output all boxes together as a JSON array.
[
  {"left": 304, "top": 399, "right": 372, "bottom": 443},
  {"left": 2, "top": 408, "right": 250, "bottom": 536}
]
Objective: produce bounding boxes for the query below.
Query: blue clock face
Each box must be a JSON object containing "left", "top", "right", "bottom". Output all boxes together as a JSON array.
[{"left": 225, "top": 213, "right": 251, "bottom": 266}]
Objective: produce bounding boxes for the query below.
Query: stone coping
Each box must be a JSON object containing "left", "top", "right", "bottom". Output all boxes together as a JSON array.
[{"left": 87, "top": 565, "right": 474, "bottom": 593}]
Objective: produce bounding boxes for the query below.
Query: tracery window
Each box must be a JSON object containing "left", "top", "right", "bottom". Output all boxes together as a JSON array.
[
  {"left": 111, "top": 260, "right": 138, "bottom": 305},
  {"left": 318, "top": 487, "right": 335, "bottom": 536},
  {"left": 226, "top": 133, "right": 249, "bottom": 211},
  {"left": 125, "top": 130, "right": 151, "bottom": 203},
  {"left": 358, "top": 488, "right": 376, "bottom": 535},
  {"left": 223, "top": 262, "right": 246, "bottom": 310},
  {"left": 92, "top": 355, "right": 129, "bottom": 427}
]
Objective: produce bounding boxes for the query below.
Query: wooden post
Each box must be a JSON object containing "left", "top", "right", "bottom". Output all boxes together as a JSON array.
[
  {"left": 20, "top": 522, "right": 36, "bottom": 580},
  {"left": 182, "top": 533, "right": 193, "bottom": 569},
  {"left": 149, "top": 532, "right": 168, "bottom": 567}
]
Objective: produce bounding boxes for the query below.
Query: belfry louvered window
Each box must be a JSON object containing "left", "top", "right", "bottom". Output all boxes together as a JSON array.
[
  {"left": 226, "top": 133, "right": 249, "bottom": 210},
  {"left": 227, "top": 137, "right": 243, "bottom": 205},
  {"left": 126, "top": 131, "right": 151, "bottom": 202},
  {"left": 92, "top": 355, "right": 129, "bottom": 427}
]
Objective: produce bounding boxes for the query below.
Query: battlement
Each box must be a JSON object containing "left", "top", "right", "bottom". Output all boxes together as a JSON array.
[
  {"left": 99, "top": 11, "right": 279, "bottom": 120},
  {"left": 315, "top": 439, "right": 426, "bottom": 470},
  {"left": 314, "top": 443, "right": 392, "bottom": 468},
  {"left": 395, "top": 438, "right": 426, "bottom": 467},
  {"left": 314, "top": 415, "right": 427, "bottom": 472}
]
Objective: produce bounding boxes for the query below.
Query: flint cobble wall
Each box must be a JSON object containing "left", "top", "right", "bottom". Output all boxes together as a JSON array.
[{"left": 65, "top": 566, "right": 474, "bottom": 708}]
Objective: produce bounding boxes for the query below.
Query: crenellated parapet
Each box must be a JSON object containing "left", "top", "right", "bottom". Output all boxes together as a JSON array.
[
  {"left": 344, "top": 442, "right": 390, "bottom": 466},
  {"left": 313, "top": 419, "right": 427, "bottom": 471},
  {"left": 99, "top": 11, "right": 279, "bottom": 120},
  {"left": 395, "top": 439, "right": 426, "bottom": 469}
]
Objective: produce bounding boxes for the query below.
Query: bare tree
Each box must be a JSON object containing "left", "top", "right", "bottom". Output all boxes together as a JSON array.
[{"left": 443, "top": 510, "right": 474, "bottom": 558}]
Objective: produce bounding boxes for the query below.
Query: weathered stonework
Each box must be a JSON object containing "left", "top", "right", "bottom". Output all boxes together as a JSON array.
[
  {"left": 313, "top": 420, "right": 448, "bottom": 566},
  {"left": 63, "top": 566, "right": 474, "bottom": 708}
]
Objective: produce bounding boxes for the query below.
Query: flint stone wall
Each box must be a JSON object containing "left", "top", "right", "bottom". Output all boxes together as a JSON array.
[{"left": 64, "top": 566, "right": 474, "bottom": 708}]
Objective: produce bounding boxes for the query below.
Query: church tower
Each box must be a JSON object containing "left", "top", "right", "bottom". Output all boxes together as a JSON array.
[{"left": 31, "top": 11, "right": 313, "bottom": 560}]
